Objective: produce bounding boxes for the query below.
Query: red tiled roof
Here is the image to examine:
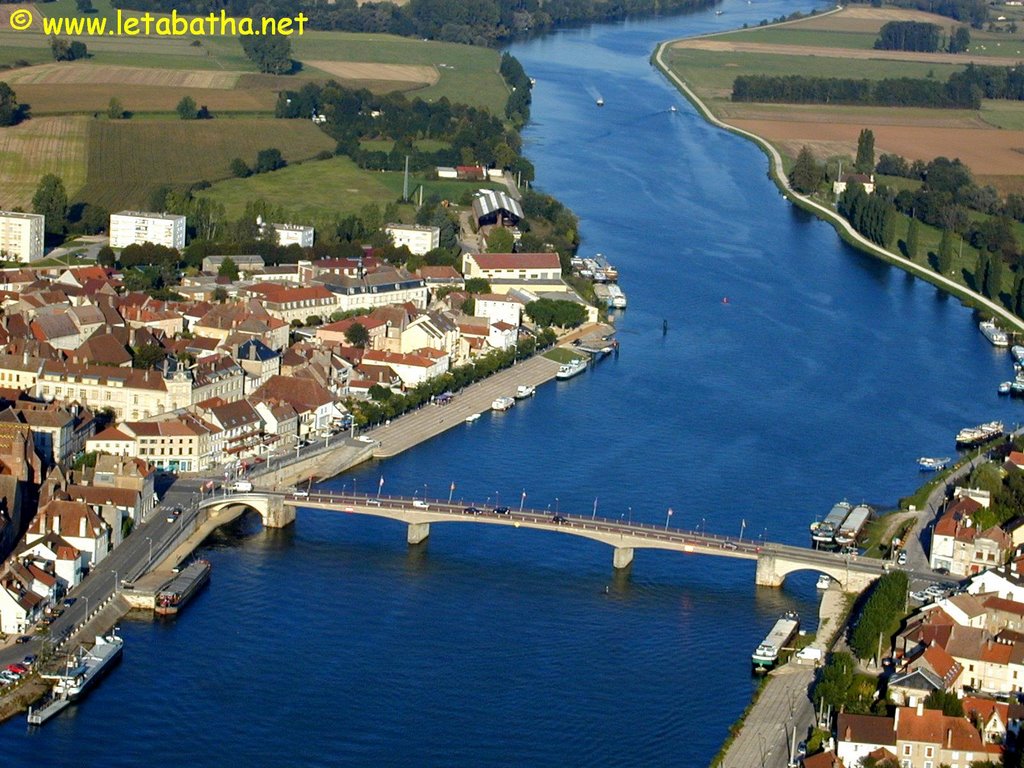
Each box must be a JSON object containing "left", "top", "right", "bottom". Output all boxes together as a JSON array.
[{"left": 470, "top": 252, "right": 560, "bottom": 271}]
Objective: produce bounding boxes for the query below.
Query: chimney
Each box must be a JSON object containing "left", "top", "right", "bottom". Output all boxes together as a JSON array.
[
  {"left": 22, "top": 350, "right": 28, "bottom": 366},
  {"left": 946, "top": 728, "right": 952, "bottom": 748},
  {"left": 916, "top": 702, "right": 924, "bottom": 717},
  {"left": 129, "top": 328, "right": 136, "bottom": 346},
  {"left": 79, "top": 516, "right": 86, "bottom": 538},
  {"left": 51, "top": 514, "right": 59, "bottom": 535},
  {"left": 894, "top": 707, "right": 901, "bottom": 732},
  {"left": 249, "top": 343, "right": 257, "bottom": 361}
]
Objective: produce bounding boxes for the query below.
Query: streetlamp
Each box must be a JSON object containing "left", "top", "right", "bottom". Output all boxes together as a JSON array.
[
  {"left": 146, "top": 536, "right": 153, "bottom": 565},
  {"left": 664, "top": 507, "right": 673, "bottom": 530},
  {"left": 113, "top": 570, "right": 118, "bottom": 592},
  {"left": 627, "top": 506, "right": 632, "bottom": 525},
  {"left": 84, "top": 596, "right": 89, "bottom": 620},
  {"left": 519, "top": 490, "right": 526, "bottom": 513},
  {"left": 700, "top": 517, "right": 705, "bottom": 536}
]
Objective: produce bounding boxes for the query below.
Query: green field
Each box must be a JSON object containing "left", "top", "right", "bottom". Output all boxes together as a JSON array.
[
  {"left": 0, "top": 115, "right": 89, "bottom": 208},
  {"left": 725, "top": 28, "right": 880, "bottom": 49},
  {"left": 196, "top": 154, "right": 502, "bottom": 220},
  {"left": 76, "top": 118, "right": 335, "bottom": 210},
  {"left": 666, "top": 47, "right": 966, "bottom": 96}
]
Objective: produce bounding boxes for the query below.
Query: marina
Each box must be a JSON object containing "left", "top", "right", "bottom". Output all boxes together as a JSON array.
[
  {"left": 751, "top": 611, "right": 800, "bottom": 672},
  {"left": 155, "top": 560, "right": 212, "bottom": 617}
]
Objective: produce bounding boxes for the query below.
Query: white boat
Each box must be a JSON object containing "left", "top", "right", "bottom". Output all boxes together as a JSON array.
[
  {"left": 465, "top": 413, "right": 481, "bottom": 423},
  {"left": 999, "top": 381, "right": 1013, "bottom": 396},
  {"left": 515, "top": 384, "right": 536, "bottom": 399},
  {"left": 607, "top": 283, "right": 627, "bottom": 309},
  {"left": 491, "top": 396, "right": 514, "bottom": 411},
  {"left": 956, "top": 421, "right": 1004, "bottom": 447},
  {"left": 816, "top": 574, "right": 831, "bottom": 590},
  {"left": 596, "top": 97, "right": 604, "bottom": 107},
  {"left": 669, "top": 105, "right": 677, "bottom": 112},
  {"left": 980, "top": 320, "right": 1010, "bottom": 347},
  {"left": 555, "top": 358, "right": 588, "bottom": 380},
  {"left": 43, "top": 633, "right": 124, "bottom": 701},
  {"left": 1012, "top": 345, "right": 1024, "bottom": 363},
  {"left": 752, "top": 611, "right": 799, "bottom": 671},
  {"left": 918, "top": 456, "right": 950, "bottom": 471}
]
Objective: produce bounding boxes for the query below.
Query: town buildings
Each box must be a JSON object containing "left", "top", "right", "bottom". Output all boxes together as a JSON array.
[
  {"left": 385, "top": 223, "right": 440, "bottom": 255},
  {"left": 109, "top": 211, "right": 186, "bottom": 250},
  {"left": 0, "top": 212, "right": 44, "bottom": 263}
]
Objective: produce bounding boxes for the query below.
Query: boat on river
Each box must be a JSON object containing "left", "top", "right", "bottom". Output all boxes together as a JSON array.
[
  {"left": 810, "top": 501, "right": 852, "bottom": 548},
  {"left": 956, "top": 421, "right": 1004, "bottom": 448},
  {"left": 491, "top": 396, "right": 515, "bottom": 411},
  {"left": 29, "top": 632, "right": 124, "bottom": 725},
  {"left": 1012, "top": 345, "right": 1024, "bottom": 363},
  {"left": 596, "top": 97, "right": 604, "bottom": 107},
  {"left": 816, "top": 575, "right": 831, "bottom": 590},
  {"left": 834, "top": 504, "right": 872, "bottom": 548},
  {"left": 752, "top": 611, "right": 799, "bottom": 672},
  {"left": 155, "top": 559, "right": 211, "bottom": 616},
  {"left": 465, "top": 413, "right": 481, "bottom": 423},
  {"left": 918, "top": 457, "right": 950, "bottom": 471},
  {"left": 515, "top": 385, "right": 536, "bottom": 399},
  {"left": 1000, "top": 381, "right": 1013, "bottom": 396},
  {"left": 555, "top": 358, "right": 588, "bottom": 380},
  {"left": 980, "top": 320, "right": 1010, "bottom": 347}
]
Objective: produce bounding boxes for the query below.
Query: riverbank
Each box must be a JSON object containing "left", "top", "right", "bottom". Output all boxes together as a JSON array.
[{"left": 651, "top": 27, "right": 1024, "bottom": 334}]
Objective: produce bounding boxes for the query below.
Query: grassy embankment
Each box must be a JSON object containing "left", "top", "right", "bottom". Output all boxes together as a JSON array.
[
  {"left": 661, "top": 5, "right": 1024, "bottom": 310},
  {"left": 0, "top": 0, "right": 506, "bottom": 214}
]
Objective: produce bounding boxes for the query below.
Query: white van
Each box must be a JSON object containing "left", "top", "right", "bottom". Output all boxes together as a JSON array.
[{"left": 230, "top": 481, "right": 253, "bottom": 493}]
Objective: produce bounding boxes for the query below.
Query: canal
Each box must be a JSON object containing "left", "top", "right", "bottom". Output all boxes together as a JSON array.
[{"left": 2, "top": 1, "right": 1017, "bottom": 765}]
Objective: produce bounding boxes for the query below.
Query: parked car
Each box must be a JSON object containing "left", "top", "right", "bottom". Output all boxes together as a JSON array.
[
  {"left": 63, "top": 597, "right": 76, "bottom": 607},
  {"left": 7, "top": 663, "right": 27, "bottom": 674},
  {"left": 897, "top": 551, "right": 908, "bottom": 565},
  {"left": 15, "top": 635, "right": 30, "bottom": 644},
  {"left": 21, "top": 655, "right": 36, "bottom": 667}
]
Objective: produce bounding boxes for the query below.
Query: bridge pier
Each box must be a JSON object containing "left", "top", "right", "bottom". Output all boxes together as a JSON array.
[
  {"left": 755, "top": 552, "right": 784, "bottom": 588},
  {"left": 407, "top": 522, "right": 430, "bottom": 545},
  {"left": 613, "top": 547, "right": 634, "bottom": 570},
  {"left": 263, "top": 496, "right": 295, "bottom": 529}
]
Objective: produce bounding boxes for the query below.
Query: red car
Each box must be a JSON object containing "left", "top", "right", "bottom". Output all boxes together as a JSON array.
[{"left": 7, "top": 663, "right": 27, "bottom": 675}]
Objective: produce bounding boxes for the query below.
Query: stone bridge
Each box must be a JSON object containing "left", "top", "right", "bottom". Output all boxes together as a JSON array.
[{"left": 200, "top": 492, "right": 889, "bottom": 592}]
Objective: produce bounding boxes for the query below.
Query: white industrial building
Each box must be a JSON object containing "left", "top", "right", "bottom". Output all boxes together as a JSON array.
[
  {"left": 385, "top": 223, "right": 440, "bottom": 256},
  {"left": 0, "top": 211, "right": 44, "bottom": 263},
  {"left": 109, "top": 211, "right": 186, "bottom": 250},
  {"left": 271, "top": 223, "right": 314, "bottom": 248}
]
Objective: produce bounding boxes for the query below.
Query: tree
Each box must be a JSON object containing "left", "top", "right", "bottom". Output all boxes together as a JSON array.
[
  {"left": 855, "top": 128, "right": 875, "bottom": 174},
  {"left": 905, "top": 216, "right": 919, "bottom": 259},
  {"left": 345, "top": 322, "right": 370, "bottom": 348},
  {"left": 0, "top": 82, "right": 22, "bottom": 127},
  {"left": 131, "top": 343, "right": 166, "bottom": 369},
  {"left": 985, "top": 254, "right": 1002, "bottom": 299},
  {"left": 849, "top": 571, "right": 909, "bottom": 661},
  {"left": 948, "top": 26, "right": 971, "bottom": 54},
  {"left": 218, "top": 256, "right": 239, "bottom": 281},
  {"left": 923, "top": 690, "right": 964, "bottom": 716},
  {"left": 212, "top": 286, "right": 228, "bottom": 302},
  {"left": 229, "top": 157, "right": 251, "bottom": 178},
  {"left": 107, "top": 97, "right": 126, "bottom": 120},
  {"left": 96, "top": 245, "right": 115, "bottom": 267},
  {"left": 51, "top": 37, "right": 87, "bottom": 61},
  {"left": 176, "top": 95, "right": 197, "bottom": 120},
  {"left": 32, "top": 174, "right": 68, "bottom": 235},
  {"left": 464, "top": 277, "right": 492, "bottom": 294},
  {"left": 486, "top": 227, "right": 515, "bottom": 253},
  {"left": 254, "top": 148, "right": 285, "bottom": 174},
  {"left": 239, "top": 36, "right": 293, "bottom": 75},
  {"left": 76, "top": 0, "right": 94, "bottom": 12},
  {"left": 789, "top": 146, "right": 824, "bottom": 194},
  {"left": 937, "top": 228, "right": 954, "bottom": 275}
]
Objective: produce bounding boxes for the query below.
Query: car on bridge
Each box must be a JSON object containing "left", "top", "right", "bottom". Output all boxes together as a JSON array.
[
  {"left": 494, "top": 506, "right": 510, "bottom": 514},
  {"left": 552, "top": 515, "right": 567, "bottom": 524},
  {"left": 412, "top": 500, "right": 430, "bottom": 509},
  {"left": 464, "top": 507, "right": 483, "bottom": 515}
]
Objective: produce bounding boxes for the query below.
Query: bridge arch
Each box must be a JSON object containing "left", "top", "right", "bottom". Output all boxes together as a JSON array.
[
  {"left": 198, "top": 493, "right": 295, "bottom": 530},
  {"left": 755, "top": 551, "right": 881, "bottom": 592}
]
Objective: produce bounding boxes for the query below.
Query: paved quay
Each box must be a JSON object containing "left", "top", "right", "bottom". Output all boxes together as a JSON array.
[
  {"left": 369, "top": 354, "right": 565, "bottom": 459},
  {"left": 718, "top": 587, "right": 847, "bottom": 768}
]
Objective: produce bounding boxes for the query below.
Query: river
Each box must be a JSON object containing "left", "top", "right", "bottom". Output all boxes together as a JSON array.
[{"left": 3, "top": 2, "right": 1020, "bottom": 765}]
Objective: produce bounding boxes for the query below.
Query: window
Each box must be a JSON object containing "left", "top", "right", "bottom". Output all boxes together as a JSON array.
[
  {"left": 925, "top": 747, "right": 933, "bottom": 758},
  {"left": 903, "top": 745, "right": 912, "bottom": 756}
]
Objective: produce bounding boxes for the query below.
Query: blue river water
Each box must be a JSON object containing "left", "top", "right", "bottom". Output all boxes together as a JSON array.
[{"left": 3, "top": 3, "right": 1020, "bottom": 765}]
